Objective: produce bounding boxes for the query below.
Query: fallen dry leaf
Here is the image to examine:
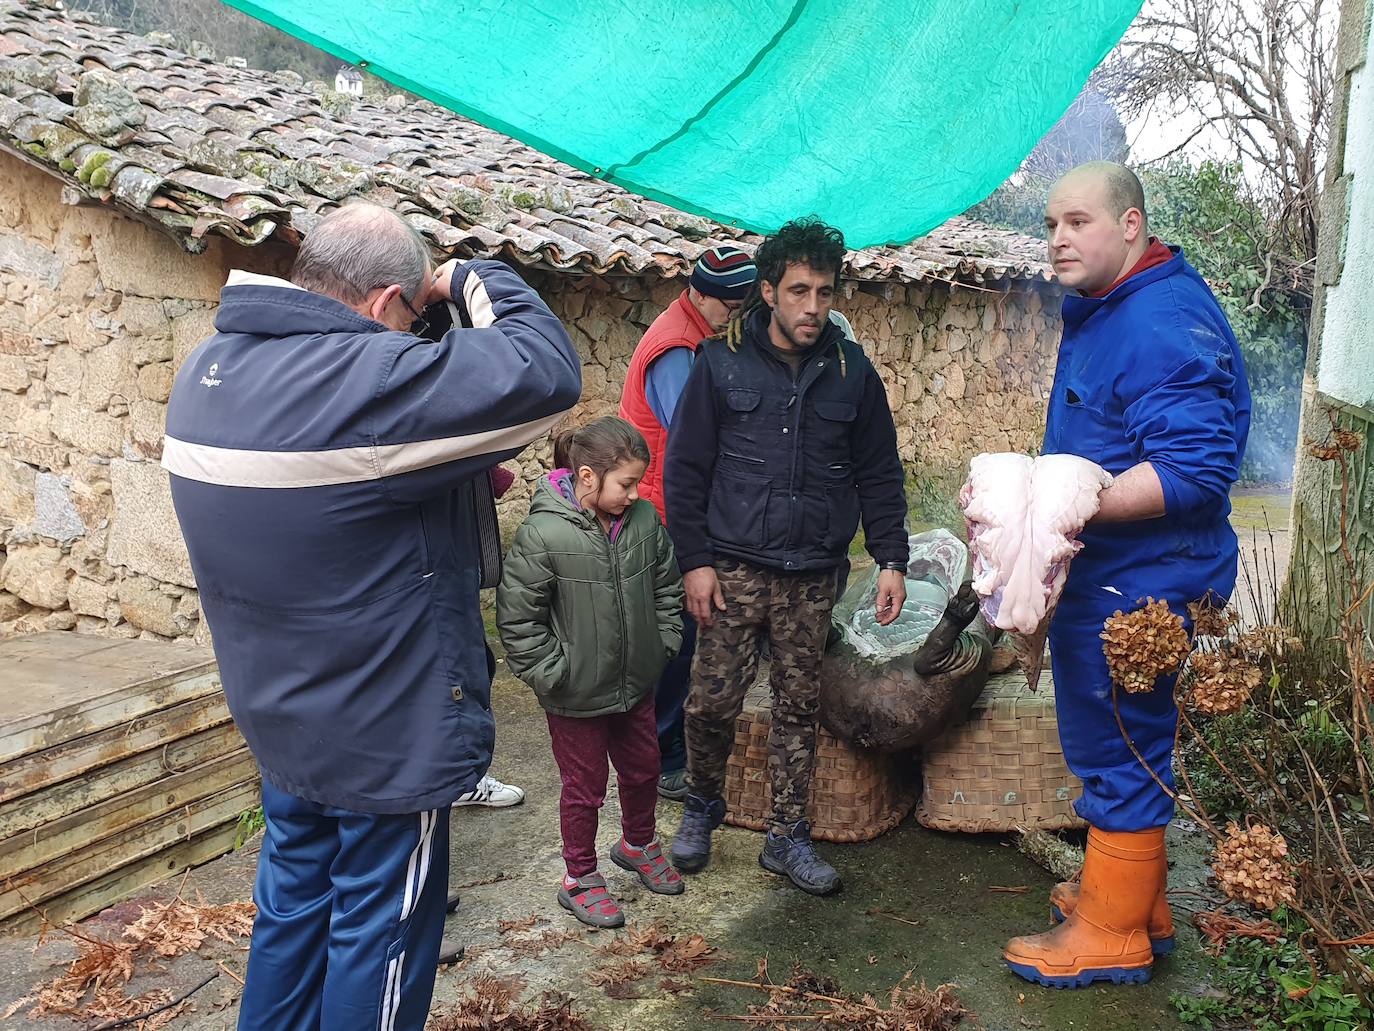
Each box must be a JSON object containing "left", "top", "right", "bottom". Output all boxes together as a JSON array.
[
  {"left": 504, "top": 929, "right": 580, "bottom": 958},
  {"left": 498, "top": 914, "right": 546, "bottom": 935},
  {"left": 585, "top": 959, "right": 652, "bottom": 987},
  {"left": 26, "top": 891, "right": 254, "bottom": 1028},
  {"left": 427, "top": 974, "right": 592, "bottom": 1031}
]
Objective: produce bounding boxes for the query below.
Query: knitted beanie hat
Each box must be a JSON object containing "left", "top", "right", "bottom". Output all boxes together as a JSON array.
[{"left": 689, "top": 246, "right": 756, "bottom": 301}]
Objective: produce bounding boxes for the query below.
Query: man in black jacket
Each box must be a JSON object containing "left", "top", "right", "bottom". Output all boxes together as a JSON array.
[{"left": 663, "top": 217, "right": 908, "bottom": 895}]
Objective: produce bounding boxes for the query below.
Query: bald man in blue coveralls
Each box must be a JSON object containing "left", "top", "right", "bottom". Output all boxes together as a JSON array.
[{"left": 1002, "top": 162, "right": 1251, "bottom": 989}]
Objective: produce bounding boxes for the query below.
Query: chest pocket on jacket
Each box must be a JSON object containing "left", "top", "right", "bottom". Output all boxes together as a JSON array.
[
  {"left": 1049, "top": 382, "right": 1110, "bottom": 460},
  {"left": 810, "top": 398, "right": 857, "bottom": 464},
  {"left": 726, "top": 388, "right": 762, "bottom": 417},
  {"left": 709, "top": 389, "right": 768, "bottom": 549}
]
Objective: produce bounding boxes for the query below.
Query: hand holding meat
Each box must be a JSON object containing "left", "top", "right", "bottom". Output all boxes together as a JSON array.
[{"left": 961, "top": 452, "right": 1112, "bottom": 687}]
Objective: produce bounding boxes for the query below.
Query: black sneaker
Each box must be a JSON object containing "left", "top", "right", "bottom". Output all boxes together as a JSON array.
[
  {"left": 759, "top": 819, "right": 841, "bottom": 896},
  {"left": 669, "top": 793, "right": 725, "bottom": 873},
  {"left": 658, "top": 768, "right": 689, "bottom": 801},
  {"left": 437, "top": 937, "right": 464, "bottom": 965}
]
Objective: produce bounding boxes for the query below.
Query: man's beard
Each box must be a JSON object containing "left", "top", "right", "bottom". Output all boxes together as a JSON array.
[{"left": 779, "top": 314, "right": 821, "bottom": 350}]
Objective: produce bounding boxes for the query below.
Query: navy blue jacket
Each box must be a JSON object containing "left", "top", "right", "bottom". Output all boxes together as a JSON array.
[
  {"left": 1044, "top": 246, "right": 1251, "bottom": 606},
  {"left": 163, "top": 262, "right": 581, "bottom": 814},
  {"left": 663, "top": 307, "right": 907, "bottom": 574}
]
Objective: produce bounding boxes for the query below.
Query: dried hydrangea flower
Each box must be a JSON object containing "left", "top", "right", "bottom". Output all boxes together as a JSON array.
[
  {"left": 1211, "top": 822, "right": 1297, "bottom": 911},
  {"left": 1100, "top": 597, "right": 1191, "bottom": 694},
  {"left": 1185, "top": 651, "right": 1264, "bottom": 715}
]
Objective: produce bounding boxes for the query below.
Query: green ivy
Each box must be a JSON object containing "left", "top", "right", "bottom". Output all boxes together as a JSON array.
[
  {"left": 234, "top": 803, "right": 266, "bottom": 849},
  {"left": 1172, "top": 913, "right": 1374, "bottom": 1031}
]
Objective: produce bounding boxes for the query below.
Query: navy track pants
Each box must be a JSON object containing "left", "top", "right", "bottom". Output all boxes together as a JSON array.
[{"left": 237, "top": 781, "right": 450, "bottom": 1030}]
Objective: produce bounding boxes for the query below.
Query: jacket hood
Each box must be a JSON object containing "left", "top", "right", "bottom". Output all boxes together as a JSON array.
[
  {"left": 528, "top": 471, "right": 591, "bottom": 524},
  {"left": 530, "top": 470, "right": 634, "bottom": 540},
  {"left": 213, "top": 270, "right": 393, "bottom": 339},
  {"left": 742, "top": 303, "right": 844, "bottom": 360}
]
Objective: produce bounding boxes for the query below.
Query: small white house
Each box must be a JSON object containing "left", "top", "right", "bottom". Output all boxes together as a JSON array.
[{"left": 334, "top": 64, "right": 364, "bottom": 96}]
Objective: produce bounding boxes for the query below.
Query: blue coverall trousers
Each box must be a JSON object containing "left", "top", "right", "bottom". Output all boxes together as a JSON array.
[{"left": 1049, "top": 550, "right": 1235, "bottom": 832}]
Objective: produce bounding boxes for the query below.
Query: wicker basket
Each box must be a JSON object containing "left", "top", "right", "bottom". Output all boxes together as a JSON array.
[
  {"left": 723, "top": 682, "right": 917, "bottom": 842},
  {"left": 916, "top": 669, "right": 1086, "bottom": 833}
]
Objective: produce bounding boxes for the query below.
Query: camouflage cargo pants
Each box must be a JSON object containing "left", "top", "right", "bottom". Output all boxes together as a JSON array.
[{"left": 684, "top": 558, "right": 835, "bottom": 832}]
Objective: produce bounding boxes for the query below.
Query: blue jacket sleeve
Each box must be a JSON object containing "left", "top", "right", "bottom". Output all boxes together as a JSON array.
[
  {"left": 852, "top": 360, "right": 909, "bottom": 566},
  {"left": 370, "top": 260, "right": 582, "bottom": 502},
  {"left": 663, "top": 355, "right": 719, "bottom": 572},
  {"left": 1123, "top": 351, "right": 1240, "bottom": 517},
  {"left": 644, "top": 347, "right": 695, "bottom": 427}
]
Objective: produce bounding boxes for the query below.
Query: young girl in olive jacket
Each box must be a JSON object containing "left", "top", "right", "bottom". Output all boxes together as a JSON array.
[{"left": 497, "top": 416, "right": 685, "bottom": 927}]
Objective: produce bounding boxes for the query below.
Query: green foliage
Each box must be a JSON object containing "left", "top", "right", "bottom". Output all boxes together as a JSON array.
[
  {"left": 234, "top": 803, "right": 266, "bottom": 849},
  {"left": 1182, "top": 666, "right": 1358, "bottom": 828},
  {"left": 964, "top": 177, "right": 1045, "bottom": 238},
  {"left": 1172, "top": 914, "right": 1374, "bottom": 1031},
  {"left": 905, "top": 469, "right": 967, "bottom": 538}
]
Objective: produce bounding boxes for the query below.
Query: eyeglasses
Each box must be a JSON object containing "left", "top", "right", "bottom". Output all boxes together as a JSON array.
[{"left": 398, "top": 292, "right": 430, "bottom": 337}]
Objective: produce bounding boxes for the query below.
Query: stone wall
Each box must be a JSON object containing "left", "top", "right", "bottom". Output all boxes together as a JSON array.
[
  {"left": 0, "top": 154, "right": 291, "bottom": 642},
  {"left": 0, "top": 151, "right": 1063, "bottom": 643}
]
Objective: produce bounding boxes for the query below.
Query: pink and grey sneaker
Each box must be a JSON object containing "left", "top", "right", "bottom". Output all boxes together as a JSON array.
[
  {"left": 610, "top": 837, "right": 685, "bottom": 895},
  {"left": 557, "top": 872, "right": 625, "bottom": 928}
]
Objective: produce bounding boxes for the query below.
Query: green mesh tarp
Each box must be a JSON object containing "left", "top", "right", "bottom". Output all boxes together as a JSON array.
[{"left": 225, "top": 0, "right": 1141, "bottom": 247}]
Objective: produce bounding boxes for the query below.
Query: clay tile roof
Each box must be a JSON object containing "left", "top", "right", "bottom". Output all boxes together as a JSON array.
[{"left": 0, "top": 0, "right": 1053, "bottom": 286}]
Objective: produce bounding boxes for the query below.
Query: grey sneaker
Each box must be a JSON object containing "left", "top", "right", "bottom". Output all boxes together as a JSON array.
[
  {"left": 658, "top": 768, "right": 689, "bottom": 801},
  {"left": 437, "top": 937, "right": 464, "bottom": 965},
  {"left": 759, "top": 819, "right": 841, "bottom": 896},
  {"left": 557, "top": 872, "right": 625, "bottom": 928},
  {"left": 611, "top": 838, "right": 685, "bottom": 895}
]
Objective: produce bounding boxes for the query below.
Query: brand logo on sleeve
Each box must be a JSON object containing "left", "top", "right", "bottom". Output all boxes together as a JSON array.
[{"left": 199, "top": 362, "right": 223, "bottom": 388}]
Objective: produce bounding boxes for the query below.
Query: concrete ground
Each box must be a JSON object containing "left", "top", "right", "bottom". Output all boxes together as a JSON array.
[
  {"left": 0, "top": 490, "right": 1294, "bottom": 1030},
  {"left": 0, "top": 662, "right": 1211, "bottom": 1031}
]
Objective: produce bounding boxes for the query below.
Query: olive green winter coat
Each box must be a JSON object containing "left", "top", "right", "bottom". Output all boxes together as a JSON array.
[{"left": 496, "top": 474, "right": 683, "bottom": 717}]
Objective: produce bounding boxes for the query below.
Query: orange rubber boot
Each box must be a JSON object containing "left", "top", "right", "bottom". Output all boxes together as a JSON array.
[
  {"left": 1049, "top": 854, "right": 1175, "bottom": 956},
  {"left": 1004, "top": 827, "right": 1163, "bottom": 988}
]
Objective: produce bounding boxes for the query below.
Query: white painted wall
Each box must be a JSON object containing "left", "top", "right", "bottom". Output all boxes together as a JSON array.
[{"left": 1318, "top": 20, "right": 1374, "bottom": 408}]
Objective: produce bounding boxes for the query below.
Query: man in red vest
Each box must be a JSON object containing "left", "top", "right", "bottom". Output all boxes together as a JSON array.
[{"left": 619, "top": 246, "right": 757, "bottom": 800}]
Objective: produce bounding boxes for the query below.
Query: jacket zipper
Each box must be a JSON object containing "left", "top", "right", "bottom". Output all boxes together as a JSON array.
[
  {"left": 722, "top": 450, "right": 766, "bottom": 465},
  {"left": 604, "top": 516, "right": 629, "bottom": 708},
  {"left": 417, "top": 506, "right": 433, "bottom": 576}
]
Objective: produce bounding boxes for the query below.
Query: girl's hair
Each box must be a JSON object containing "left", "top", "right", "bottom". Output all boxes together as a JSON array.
[{"left": 553, "top": 416, "right": 650, "bottom": 478}]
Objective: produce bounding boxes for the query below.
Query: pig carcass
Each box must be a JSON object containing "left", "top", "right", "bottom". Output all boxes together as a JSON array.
[
  {"left": 820, "top": 582, "right": 996, "bottom": 752},
  {"left": 961, "top": 452, "right": 1113, "bottom": 689}
]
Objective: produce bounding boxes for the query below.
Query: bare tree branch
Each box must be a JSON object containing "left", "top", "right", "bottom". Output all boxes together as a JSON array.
[{"left": 1101, "top": 0, "right": 1335, "bottom": 293}]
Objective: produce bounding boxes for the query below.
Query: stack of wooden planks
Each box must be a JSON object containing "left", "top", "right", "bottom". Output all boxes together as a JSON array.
[{"left": 0, "top": 632, "right": 258, "bottom": 934}]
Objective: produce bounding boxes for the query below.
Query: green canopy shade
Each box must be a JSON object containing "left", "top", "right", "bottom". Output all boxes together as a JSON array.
[{"left": 224, "top": 0, "right": 1141, "bottom": 247}]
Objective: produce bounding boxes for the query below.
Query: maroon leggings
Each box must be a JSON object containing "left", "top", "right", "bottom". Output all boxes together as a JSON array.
[{"left": 546, "top": 694, "right": 661, "bottom": 878}]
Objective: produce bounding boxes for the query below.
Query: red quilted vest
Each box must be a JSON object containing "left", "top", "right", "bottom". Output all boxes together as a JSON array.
[{"left": 617, "top": 290, "right": 713, "bottom": 522}]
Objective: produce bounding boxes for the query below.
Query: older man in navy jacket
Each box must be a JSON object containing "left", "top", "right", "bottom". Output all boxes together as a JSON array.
[{"left": 164, "top": 202, "right": 581, "bottom": 1030}]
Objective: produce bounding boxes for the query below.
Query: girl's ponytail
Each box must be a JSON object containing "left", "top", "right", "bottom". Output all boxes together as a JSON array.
[
  {"left": 552, "top": 426, "right": 578, "bottom": 472},
  {"left": 554, "top": 417, "right": 650, "bottom": 477}
]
